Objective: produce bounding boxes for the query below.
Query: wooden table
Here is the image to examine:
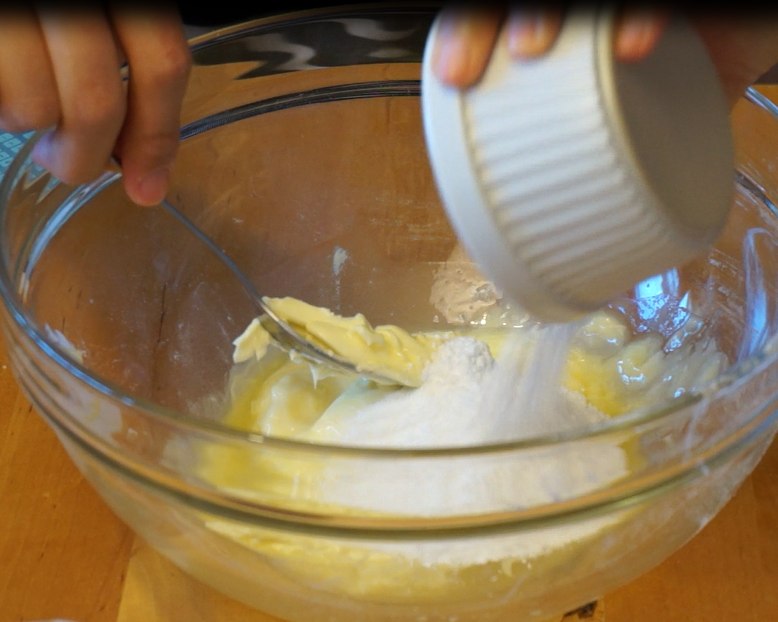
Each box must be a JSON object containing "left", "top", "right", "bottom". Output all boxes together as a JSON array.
[{"left": 1, "top": 328, "right": 777, "bottom": 622}]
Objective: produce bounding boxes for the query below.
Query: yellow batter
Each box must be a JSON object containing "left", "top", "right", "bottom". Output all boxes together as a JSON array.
[
  {"left": 196, "top": 297, "right": 728, "bottom": 605},
  {"left": 227, "top": 297, "right": 718, "bottom": 433}
]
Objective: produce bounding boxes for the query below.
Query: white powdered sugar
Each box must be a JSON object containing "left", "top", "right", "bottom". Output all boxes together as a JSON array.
[
  {"left": 308, "top": 327, "right": 611, "bottom": 448},
  {"left": 300, "top": 329, "right": 629, "bottom": 566},
  {"left": 306, "top": 336, "right": 496, "bottom": 447}
]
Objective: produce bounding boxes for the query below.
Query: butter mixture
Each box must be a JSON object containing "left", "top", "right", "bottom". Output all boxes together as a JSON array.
[
  {"left": 234, "top": 297, "right": 443, "bottom": 388},
  {"left": 226, "top": 297, "right": 725, "bottom": 443},
  {"left": 197, "top": 258, "right": 729, "bottom": 604}
]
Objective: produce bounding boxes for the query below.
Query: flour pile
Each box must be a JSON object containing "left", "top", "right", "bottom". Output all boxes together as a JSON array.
[
  {"left": 282, "top": 325, "right": 630, "bottom": 567},
  {"left": 304, "top": 326, "right": 610, "bottom": 449}
]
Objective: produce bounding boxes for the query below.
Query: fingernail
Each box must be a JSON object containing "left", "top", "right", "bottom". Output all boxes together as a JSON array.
[
  {"left": 135, "top": 167, "right": 170, "bottom": 206},
  {"left": 616, "top": 14, "right": 657, "bottom": 60},
  {"left": 508, "top": 12, "right": 555, "bottom": 57}
]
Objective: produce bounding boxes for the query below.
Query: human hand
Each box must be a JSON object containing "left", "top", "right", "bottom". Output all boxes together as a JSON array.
[
  {"left": 0, "top": 7, "right": 191, "bottom": 206},
  {"left": 430, "top": 7, "right": 778, "bottom": 109}
]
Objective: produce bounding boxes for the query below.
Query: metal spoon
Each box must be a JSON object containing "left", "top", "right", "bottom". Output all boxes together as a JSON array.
[
  {"left": 107, "top": 159, "right": 404, "bottom": 385},
  {"left": 155, "top": 200, "right": 404, "bottom": 384},
  {"left": 157, "top": 197, "right": 405, "bottom": 385}
]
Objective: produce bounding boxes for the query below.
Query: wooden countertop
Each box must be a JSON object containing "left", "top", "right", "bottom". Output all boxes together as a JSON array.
[{"left": 1, "top": 331, "right": 778, "bottom": 622}]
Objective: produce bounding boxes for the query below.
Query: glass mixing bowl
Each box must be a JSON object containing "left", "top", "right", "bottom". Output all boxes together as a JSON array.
[{"left": 2, "top": 5, "right": 778, "bottom": 622}]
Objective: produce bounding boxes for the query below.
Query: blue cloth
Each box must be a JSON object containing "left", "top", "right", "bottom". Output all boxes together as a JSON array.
[{"left": 0, "top": 132, "right": 33, "bottom": 178}]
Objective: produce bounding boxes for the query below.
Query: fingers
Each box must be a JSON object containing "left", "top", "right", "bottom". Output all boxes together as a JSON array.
[
  {"left": 0, "top": 9, "right": 59, "bottom": 133},
  {"left": 614, "top": 9, "right": 670, "bottom": 62},
  {"left": 110, "top": 8, "right": 191, "bottom": 206},
  {"left": 506, "top": 8, "right": 562, "bottom": 58},
  {"left": 31, "top": 9, "right": 126, "bottom": 185},
  {"left": 0, "top": 8, "right": 189, "bottom": 206},
  {"left": 431, "top": 6, "right": 504, "bottom": 88},
  {"left": 432, "top": 6, "right": 670, "bottom": 90}
]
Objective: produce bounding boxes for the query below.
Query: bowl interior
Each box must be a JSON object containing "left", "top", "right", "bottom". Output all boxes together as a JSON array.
[{"left": 5, "top": 8, "right": 778, "bottom": 435}]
